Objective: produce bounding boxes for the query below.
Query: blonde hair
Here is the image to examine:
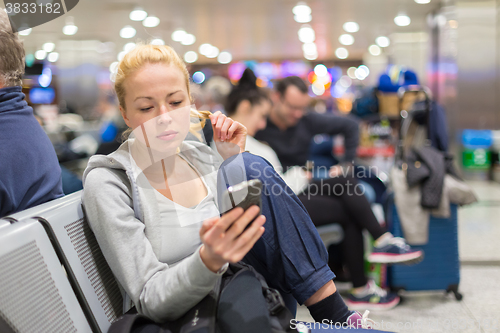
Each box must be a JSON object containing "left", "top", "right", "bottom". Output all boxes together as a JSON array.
[{"left": 115, "top": 43, "right": 211, "bottom": 141}]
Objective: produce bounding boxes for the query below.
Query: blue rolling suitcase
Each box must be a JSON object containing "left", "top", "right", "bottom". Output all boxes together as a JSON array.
[
  {"left": 386, "top": 194, "right": 462, "bottom": 300},
  {"left": 386, "top": 86, "right": 462, "bottom": 301}
]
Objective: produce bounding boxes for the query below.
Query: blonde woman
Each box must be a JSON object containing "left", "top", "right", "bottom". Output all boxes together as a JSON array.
[{"left": 82, "top": 44, "right": 370, "bottom": 330}]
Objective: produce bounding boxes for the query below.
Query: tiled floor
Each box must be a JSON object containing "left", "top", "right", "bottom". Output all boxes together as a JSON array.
[
  {"left": 458, "top": 181, "right": 500, "bottom": 263},
  {"left": 296, "top": 181, "right": 500, "bottom": 332}
]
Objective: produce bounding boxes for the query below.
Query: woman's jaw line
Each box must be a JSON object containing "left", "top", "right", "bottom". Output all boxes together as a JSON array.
[{"left": 129, "top": 136, "right": 181, "bottom": 175}]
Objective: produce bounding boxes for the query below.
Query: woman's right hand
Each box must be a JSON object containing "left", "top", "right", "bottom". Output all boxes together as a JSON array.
[{"left": 199, "top": 206, "right": 266, "bottom": 273}]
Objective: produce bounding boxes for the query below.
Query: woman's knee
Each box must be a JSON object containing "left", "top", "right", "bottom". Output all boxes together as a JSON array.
[
  {"left": 218, "top": 153, "right": 277, "bottom": 188},
  {"left": 242, "top": 153, "right": 276, "bottom": 179}
]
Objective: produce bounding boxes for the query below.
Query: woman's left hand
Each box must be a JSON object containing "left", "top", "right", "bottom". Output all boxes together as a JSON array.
[{"left": 210, "top": 111, "right": 247, "bottom": 160}]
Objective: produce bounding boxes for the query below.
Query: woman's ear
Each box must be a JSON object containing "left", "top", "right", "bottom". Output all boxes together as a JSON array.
[
  {"left": 236, "top": 100, "right": 252, "bottom": 115},
  {"left": 120, "top": 106, "right": 131, "bottom": 128}
]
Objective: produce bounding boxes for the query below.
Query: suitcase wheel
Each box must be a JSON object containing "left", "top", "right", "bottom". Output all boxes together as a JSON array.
[{"left": 445, "top": 284, "right": 463, "bottom": 301}]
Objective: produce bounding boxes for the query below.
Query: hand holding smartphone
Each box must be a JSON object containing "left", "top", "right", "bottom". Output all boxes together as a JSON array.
[
  {"left": 220, "top": 179, "right": 263, "bottom": 230},
  {"left": 200, "top": 179, "right": 265, "bottom": 270}
]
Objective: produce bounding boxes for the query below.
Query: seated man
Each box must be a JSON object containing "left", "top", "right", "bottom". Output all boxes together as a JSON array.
[{"left": 0, "top": 11, "right": 63, "bottom": 217}]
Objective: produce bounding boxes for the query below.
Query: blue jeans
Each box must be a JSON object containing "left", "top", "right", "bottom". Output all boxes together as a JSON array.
[{"left": 217, "top": 153, "right": 335, "bottom": 315}]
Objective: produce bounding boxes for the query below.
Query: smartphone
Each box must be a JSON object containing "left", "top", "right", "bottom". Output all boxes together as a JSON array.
[{"left": 220, "top": 179, "right": 263, "bottom": 228}]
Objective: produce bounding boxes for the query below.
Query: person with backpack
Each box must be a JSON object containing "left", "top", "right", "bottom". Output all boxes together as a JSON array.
[{"left": 82, "top": 44, "right": 373, "bottom": 331}]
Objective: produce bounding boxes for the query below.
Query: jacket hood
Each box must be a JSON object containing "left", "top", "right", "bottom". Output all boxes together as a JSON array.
[
  {"left": 82, "top": 140, "right": 134, "bottom": 186},
  {"left": 0, "top": 86, "right": 30, "bottom": 113}
]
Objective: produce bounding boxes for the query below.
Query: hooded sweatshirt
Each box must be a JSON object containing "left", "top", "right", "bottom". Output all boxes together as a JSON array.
[
  {"left": 82, "top": 138, "right": 228, "bottom": 322},
  {"left": 0, "top": 86, "right": 63, "bottom": 217}
]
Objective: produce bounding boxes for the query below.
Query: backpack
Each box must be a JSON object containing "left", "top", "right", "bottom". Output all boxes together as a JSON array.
[
  {"left": 352, "top": 87, "right": 379, "bottom": 118},
  {"left": 108, "top": 262, "right": 297, "bottom": 333}
]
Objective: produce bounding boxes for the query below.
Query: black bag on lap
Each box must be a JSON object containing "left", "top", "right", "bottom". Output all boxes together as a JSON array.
[{"left": 108, "top": 262, "right": 297, "bottom": 333}]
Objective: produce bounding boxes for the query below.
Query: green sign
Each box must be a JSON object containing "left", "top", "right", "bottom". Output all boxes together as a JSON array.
[{"left": 463, "top": 149, "right": 491, "bottom": 169}]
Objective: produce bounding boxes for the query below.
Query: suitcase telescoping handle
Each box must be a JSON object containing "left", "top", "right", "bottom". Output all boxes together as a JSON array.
[{"left": 396, "top": 85, "right": 432, "bottom": 162}]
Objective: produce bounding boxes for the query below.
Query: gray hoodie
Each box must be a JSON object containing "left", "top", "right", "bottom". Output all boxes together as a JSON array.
[{"left": 82, "top": 139, "right": 227, "bottom": 322}]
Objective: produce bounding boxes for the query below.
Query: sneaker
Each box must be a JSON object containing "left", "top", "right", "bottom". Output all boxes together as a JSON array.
[
  {"left": 346, "top": 310, "right": 375, "bottom": 329},
  {"left": 368, "top": 237, "right": 424, "bottom": 264},
  {"left": 346, "top": 280, "right": 400, "bottom": 311}
]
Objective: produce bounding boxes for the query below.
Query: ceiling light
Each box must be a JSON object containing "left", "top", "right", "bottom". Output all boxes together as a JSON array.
[
  {"left": 63, "top": 24, "right": 78, "bottom": 35},
  {"left": 218, "top": 51, "right": 232, "bottom": 64},
  {"left": 43, "top": 42, "right": 55, "bottom": 52},
  {"left": 206, "top": 46, "right": 219, "bottom": 58},
  {"left": 199, "top": 43, "right": 212, "bottom": 56},
  {"left": 171, "top": 29, "right": 186, "bottom": 42},
  {"left": 304, "top": 52, "right": 318, "bottom": 61},
  {"left": 35, "top": 50, "right": 47, "bottom": 60},
  {"left": 302, "top": 42, "right": 317, "bottom": 55},
  {"left": 129, "top": 8, "right": 147, "bottom": 21},
  {"left": 347, "top": 67, "right": 357, "bottom": 79},
  {"left": 339, "top": 34, "right": 354, "bottom": 45},
  {"left": 120, "top": 26, "right": 136, "bottom": 39},
  {"left": 181, "top": 34, "right": 196, "bottom": 45},
  {"left": 357, "top": 65, "right": 370, "bottom": 76},
  {"left": 415, "top": 0, "right": 431, "bottom": 3},
  {"left": 19, "top": 28, "right": 32, "bottom": 36},
  {"left": 118, "top": 51, "right": 127, "bottom": 61},
  {"left": 47, "top": 52, "right": 59, "bottom": 62},
  {"left": 294, "top": 14, "right": 312, "bottom": 23},
  {"left": 143, "top": 16, "right": 160, "bottom": 28},
  {"left": 292, "top": 2, "right": 311, "bottom": 16},
  {"left": 298, "top": 25, "right": 315, "bottom": 43},
  {"left": 184, "top": 51, "right": 198, "bottom": 63},
  {"left": 368, "top": 44, "right": 381, "bottom": 56},
  {"left": 109, "top": 61, "right": 119, "bottom": 73},
  {"left": 151, "top": 38, "right": 165, "bottom": 45},
  {"left": 343, "top": 22, "right": 359, "bottom": 33},
  {"left": 312, "top": 83, "right": 325, "bottom": 96},
  {"left": 124, "top": 42, "right": 136, "bottom": 52},
  {"left": 193, "top": 71, "right": 206, "bottom": 84},
  {"left": 314, "top": 64, "right": 328, "bottom": 77},
  {"left": 394, "top": 14, "right": 411, "bottom": 27},
  {"left": 376, "top": 36, "right": 390, "bottom": 47},
  {"left": 63, "top": 16, "right": 78, "bottom": 36},
  {"left": 335, "top": 47, "right": 348, "bottom": 59},
  {"left": 355, "top": 65, "right": 370, "bottom": 80}
]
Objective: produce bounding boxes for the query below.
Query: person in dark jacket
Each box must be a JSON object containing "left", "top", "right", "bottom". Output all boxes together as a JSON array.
[
  {"left": 0, "top": 11, "right": 63, "bottom": 217},
  {"left": 255, "top": 76, "right": 359, "bottom": 171}
]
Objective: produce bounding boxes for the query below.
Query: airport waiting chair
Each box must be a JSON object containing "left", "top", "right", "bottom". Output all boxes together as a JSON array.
[
  {"left": 4, "top": 192, "right": 87, "bottom": 223},
  {"left": 4, "top": 191, "right": 124, "bottom": 333},
  {"left": 0, "top": 219, "right": 92, "bottom": 332},
  {"left": 0, "top": 219, "right": 9, "bottom": 229}
]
